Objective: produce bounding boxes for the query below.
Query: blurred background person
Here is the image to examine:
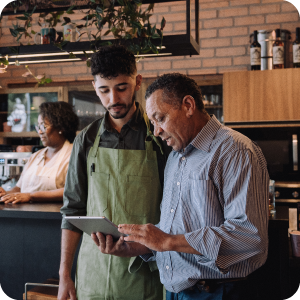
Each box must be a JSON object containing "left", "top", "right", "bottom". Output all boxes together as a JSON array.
[{"left": 0, "top": 102, "right": 79, "bottom": 204}]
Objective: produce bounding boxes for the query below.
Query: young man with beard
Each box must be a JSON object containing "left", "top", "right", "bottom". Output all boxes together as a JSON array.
[{"left": 58, "top": 45, "right": 170, "bottom": 300}]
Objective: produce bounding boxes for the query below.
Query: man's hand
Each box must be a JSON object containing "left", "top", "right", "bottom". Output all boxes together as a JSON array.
[
  {"left": 0, "top": 187, "right": 6, "bottom": 197},
  {"left": 0, "top": 192, "right": 31, "bottom": 204},
  {"left": 57, "top": 275, "right": 77, "bottom": 300},
  {"left": 118, "top": 223, "right": 172, "bottom": 252},
  {"left": 91, "top": 232, "right": 151, "bottom": 257}
]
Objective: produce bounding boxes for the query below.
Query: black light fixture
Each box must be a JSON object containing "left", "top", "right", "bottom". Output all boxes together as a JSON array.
[{"left": 0, "top": 0, "right": 200, "bottom": 64}]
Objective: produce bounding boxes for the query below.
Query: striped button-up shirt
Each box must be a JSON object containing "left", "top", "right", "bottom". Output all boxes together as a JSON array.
[{"left": 143, "top": 115, "right": 269, "bottom": 293}]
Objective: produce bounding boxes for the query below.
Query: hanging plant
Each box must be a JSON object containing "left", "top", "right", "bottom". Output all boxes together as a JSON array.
[{"left": 2, "top": 0, "right": 166, "bottom": 87}]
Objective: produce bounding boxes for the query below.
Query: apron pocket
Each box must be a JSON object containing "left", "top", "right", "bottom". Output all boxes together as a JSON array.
[
  {"left": 89, "top": 172, "right": 110, "bottom": 215},
  {"left": 124, "top": 175, "right": 155, "bottom": 217}
]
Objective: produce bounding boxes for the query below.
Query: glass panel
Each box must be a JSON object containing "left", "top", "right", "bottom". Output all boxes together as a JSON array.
[
  {"left": 69, "top": 90, "right": 106, "bottom": 131},
  {"left": 0, "top": 92, "right": 58, "bottom": 132},
  {"left": 199, "top": 85, "right": 223, "bottom": 124}
]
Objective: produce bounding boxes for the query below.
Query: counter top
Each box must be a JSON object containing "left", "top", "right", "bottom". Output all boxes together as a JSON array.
[{"left": 0, "top": 202, "right": 62, "bottom": 219}]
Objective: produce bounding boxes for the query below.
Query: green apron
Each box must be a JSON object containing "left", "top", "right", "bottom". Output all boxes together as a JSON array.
[{"left": 76, "top": 114, "right": 164, "bottom": 300}]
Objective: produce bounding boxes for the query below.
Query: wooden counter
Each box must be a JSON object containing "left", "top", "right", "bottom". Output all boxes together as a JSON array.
[{"left": 0, "top": 204, "right": 294, "bottom": 300}]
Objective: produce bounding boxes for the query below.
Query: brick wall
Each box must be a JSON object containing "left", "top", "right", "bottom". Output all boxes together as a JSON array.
[{"left": 0, "top": 0, "right": 299, "bottom": 88}]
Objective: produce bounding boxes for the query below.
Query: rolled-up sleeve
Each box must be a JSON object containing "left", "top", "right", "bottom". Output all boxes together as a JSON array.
[{"left": 60, "top": 131, "right": 89, "bottom": 233}]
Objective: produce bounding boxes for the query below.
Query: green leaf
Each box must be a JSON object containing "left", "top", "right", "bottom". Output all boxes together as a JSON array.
[
  {"left": 86, "top": 60, "right": 91, "bottom": 68},
  {"left": 66, "top": 5, "right": 76, "bottom": 13},
  {"left": 16, "top": 17, "right": 28, "bottom": 20},
  {"left": 96, "top": 6, "right": 103, "bottom": 14},
  {"left": 151, "top": 33, "right": 160, "bottom": 39},
  {"left": 9, "top": 28, "right": 18, "bottom": 37},
  {"left": 69, "top": 53, "right": 77, "bottom": 59},
  {"left": 63, "top": 17, "right": 71, "bottom": 24},
  {"left": 161, "top": 17, "right": 166, "bottom": 30},
  {"left": 45, "top": 78, "right": 52, "bottom": 83}
]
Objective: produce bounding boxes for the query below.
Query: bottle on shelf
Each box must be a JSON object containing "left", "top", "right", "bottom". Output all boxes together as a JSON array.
[
  {"left": 272, "top": 29, "right": 284, "bottom": 69},
  {"left": 250, "top": 30, "right": 261, "bottom": 70},
  {"left": 293, "top": 27, "right": 300, "bottom": 68}
]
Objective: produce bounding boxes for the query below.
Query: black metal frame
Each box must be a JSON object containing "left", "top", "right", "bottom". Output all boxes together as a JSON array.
[{"left": 0, "top": 0, "right": 200, "bottom": 63}]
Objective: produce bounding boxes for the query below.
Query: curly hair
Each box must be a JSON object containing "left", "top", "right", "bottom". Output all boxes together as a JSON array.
[
  {"left": 145, "top": 73, "right": 205, "bottom": 112},
  {"left": 39, "top": 102, "right": 79, "bottom": 143},
  {"left": 91, "top": 45, "right": 137, "bottom": 79}
]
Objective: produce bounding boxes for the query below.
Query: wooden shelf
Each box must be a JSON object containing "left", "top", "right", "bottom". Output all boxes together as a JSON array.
[{"left": 0, "top": 132, "right": 39, "bottom": 138}]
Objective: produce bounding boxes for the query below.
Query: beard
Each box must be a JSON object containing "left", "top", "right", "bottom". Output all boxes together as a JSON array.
[{"left": 107, "top": 93, "right": 136, "bottom": 120}]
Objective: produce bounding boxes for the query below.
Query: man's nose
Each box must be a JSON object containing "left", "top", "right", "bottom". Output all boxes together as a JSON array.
[
  {"left": 110, "top": 90, "right": 119, "bottom": 103},
  {"left": 153, "top": 125, "right": 163, "bottom": 137}
]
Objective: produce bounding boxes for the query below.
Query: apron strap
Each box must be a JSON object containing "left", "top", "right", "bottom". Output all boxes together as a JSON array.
[
  {"left": 143, "top": 113, "right": 164, "bottom": 155},
  {"left": 90, "top": 118, "right": 105, "bottom": 158}
]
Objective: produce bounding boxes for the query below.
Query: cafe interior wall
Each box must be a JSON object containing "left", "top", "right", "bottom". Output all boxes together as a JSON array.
[{"left": 0, "top": 0, "right": 299, "bottom": 89}]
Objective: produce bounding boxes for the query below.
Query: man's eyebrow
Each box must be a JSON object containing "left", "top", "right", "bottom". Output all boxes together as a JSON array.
[{"left": 98, "top": 82, "right": 128, "bottom": 89}]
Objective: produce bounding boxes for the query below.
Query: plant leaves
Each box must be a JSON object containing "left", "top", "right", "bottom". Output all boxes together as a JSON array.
[
  {"left": 63, "top": 17, "right": 71, "bottom": 24},
  {"left": 10, "top": 28, "right": 18, "bottom": 37}
]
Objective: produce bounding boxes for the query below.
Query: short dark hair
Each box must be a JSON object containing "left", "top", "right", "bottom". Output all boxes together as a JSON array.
[
  {"left": 91, "top": 45, "right": 137, "bottom": 79},
  {"left": 145, "top": 73, "right": 205, "bottom": 112},
  {"left": 39, "top": 102, "right": 79, "bottom": 143}
]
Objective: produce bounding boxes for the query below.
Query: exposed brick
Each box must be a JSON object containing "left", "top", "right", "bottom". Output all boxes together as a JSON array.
[
  {"left": 171, "top": 5, "right": 186, "bottom": 12},
  {"left": 11, "top": 68, "right": 31, "bottom": 77},
  {"left": 201, "top": 37, "right": 231, "bottom": 48},
  {"left": 216, "top": 46, "right": 246, "bottom": 57},
  {"left": 219, "top": 26, "right": 248, "bottom": 37},
  {"left": 248, "top": 24, "right": 280, "bottom": 33},
  {"left": 200, "top": 10, "right": 217, "bottom": 19},
  {"left": 199, "top": 49, "right": 215, "bottom": 58},
  {"left": 50, "top": 75, "right": 77, "bottom": 82},
  {"left": 266, "top": 13, "right": 299, "bottom": 23},
  {"left": 200, "top": 1, "right": 229, "bottom": 9},
  {"left": 203, "top": 57, "right": 232, "bottom": 68},
  {"left": 232, "top": 36, "right": 250, "bottom": 46},
  {"left": 76, "top": 75, "right": 94, "bottom": 81},
  {"left": 174, "top": 22, "right": 186, "bottom": 32},
  {"left": 230, "top": 0, "right": 260, "bottom": 5},
  {"left": 219, "top": 7, "right": 248, "bottom": 18},
  {"left": 250, "top": 4, "right": 280, "bottom": 15},
  {"left": 262, "top": 0, "right": 285, "bottom": 3},
  {"left": 139, "top": 71, "right": 158, "bottom": 78},
  {"left": 62, "top": 65, "right": 89, "bottom": 75},
  {"left": 188, "top": 68, "right": 218, "bottom": 75},
  {"left": 36, "top": 67, "right": 62, "bottom": 76},
  {"left": 0, "top": 70, "right": 12, "bottom": 77},
  {"left": 235, "top": 15, "right": 265, "bottom": 26},
  {"left": 204, "top": 18, "right": 233, "bottom": 29},
  {"left": 281, "top": 2, "right": 299, "bottom": 12},
  {"left": 282, "top": 23, "right": 300, "bottom": 35},
  {"left": 200, "top": 29, "right": 217, "bottom": 38},
  {"left": 153, "top": 5, "right": 169, "bottom": 13},
  {"left": 144, "top": 61, "right": 171, "bottom": 70},
  {"left": 172, "top": 59, "right": 202, "bottom": 69},
  {"left": 233, "top": 55, "right": 251, "bottom": 65},
  {"left": 159, "top": 13, "right": 186, "bottom": 23}
]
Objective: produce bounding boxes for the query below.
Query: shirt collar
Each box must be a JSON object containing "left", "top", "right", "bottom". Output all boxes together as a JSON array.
[
  {"left": 99, "top": 102, "right": 144, "bottom": 136},
  {"left": 190, "top": 115, "right": 222, "bottom": 153}
]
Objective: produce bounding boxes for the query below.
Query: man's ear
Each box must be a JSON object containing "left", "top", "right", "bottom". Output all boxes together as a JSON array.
[
  {"left": 182, "top": 95, "right": 196, "bottom": 118},
  {"left": 135, "top": 74, "right": 143, "bottom": 91}
]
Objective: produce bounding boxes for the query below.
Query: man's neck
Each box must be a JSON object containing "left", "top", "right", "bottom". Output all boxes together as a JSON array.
[{"left": 108, "top": 102, "right": 137, "bottom": 133}]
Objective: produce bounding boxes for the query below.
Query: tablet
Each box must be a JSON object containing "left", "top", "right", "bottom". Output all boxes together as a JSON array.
[{"left": 65, "top": 216, "right": 128, "bottom": 240}]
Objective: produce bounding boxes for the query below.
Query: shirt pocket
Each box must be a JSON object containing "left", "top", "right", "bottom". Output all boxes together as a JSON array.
[
  {"left": 187, "top": 174, "right": 223, "bottom": 227},
  {"left": 88, "top": 171, "right": 110, "bottom": 215}
]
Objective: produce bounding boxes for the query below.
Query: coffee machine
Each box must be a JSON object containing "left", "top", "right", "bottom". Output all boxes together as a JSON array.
[{"left": 0, "top": 152, "right": 32, "bottom": 190}]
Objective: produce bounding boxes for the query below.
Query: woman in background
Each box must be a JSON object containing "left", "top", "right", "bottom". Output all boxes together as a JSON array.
[{"left": 0, "top": 102, "right": 79, "bottom": 204}]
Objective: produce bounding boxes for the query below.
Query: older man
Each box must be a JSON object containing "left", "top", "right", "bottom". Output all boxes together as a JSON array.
[{"left": 92, "top": 73, "right": 269, "bottom": 300}]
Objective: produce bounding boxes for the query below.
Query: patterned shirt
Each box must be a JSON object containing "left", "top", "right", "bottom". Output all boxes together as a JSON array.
[{"left": 143, "top": 115, "right": 269, "bottom": 293}]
